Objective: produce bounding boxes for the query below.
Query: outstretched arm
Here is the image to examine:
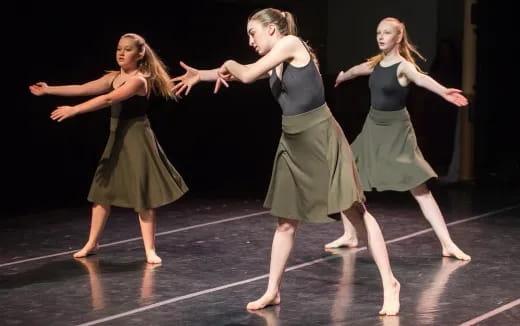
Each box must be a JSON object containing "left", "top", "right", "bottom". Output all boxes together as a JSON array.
[
  {"left": 219, "top": 35, "right": 300, "bottom": 84},
  {"left": 29, "top": 73, "right": 115, "bottom": 97},
  {"left": 335, "top": 62, "right": 373, "bottom": 87},
  {"left": 171, "top": 61, "right": 229, "bottom": 96},
  {"left": 172, "top": 35, "right": 299, "bottom": 96},
  {"left": 400, "top": 61, "right": 468, "bottom": 107},
  {"left": 50, "top": 76, "right": 146, "bottom": 122}
]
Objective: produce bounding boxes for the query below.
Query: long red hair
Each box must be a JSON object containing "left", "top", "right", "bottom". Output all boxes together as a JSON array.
[{"left": 367, "top": 17, "right": 426, "bottom": 73}]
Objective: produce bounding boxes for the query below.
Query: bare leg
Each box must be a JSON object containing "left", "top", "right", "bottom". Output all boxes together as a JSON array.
[
  {"left": 139, "top": 208, "right": 162, "bottom": 264},
  {"left": 344, "top": 203, "right": 400, "bottom": 315},
  {"left": 73, "top": 204, "right": 110, "bottom": 258},
  {"left": 324, "top": 214, "right": 359, "bottom": 249},
  {"left": 411, "top": 184, "right": 470, "bottom": 261},
  {"left": 247, "top": 217, "right": 299, "bottom": 310}
]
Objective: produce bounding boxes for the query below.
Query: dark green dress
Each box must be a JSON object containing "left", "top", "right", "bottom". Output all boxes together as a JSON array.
[
  {"left": 263, "top": 55, "right": 364, "bottom": 223},
  {"left": 264, "top": 104, "right": 365, "bottom": 223},
  {"left": 88, "top": 83, "right": 188, "bottom": 212},
  {"left": 351, "top": 62, "right": 437, "bottom": 192}
]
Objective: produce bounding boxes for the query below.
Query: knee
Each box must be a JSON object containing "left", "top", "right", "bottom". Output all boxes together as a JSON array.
[
  {"left": 93, "top": 203, "right": 110, "bottom": 212},
  {"left": 139, "top": 209, "right": 156, "bottom": 221},
  {"left": 276, "top": 221, "right": 297, "bottom": 235},
  {"left": 411, "top": 184, "right": 431, "bottom": 198}
]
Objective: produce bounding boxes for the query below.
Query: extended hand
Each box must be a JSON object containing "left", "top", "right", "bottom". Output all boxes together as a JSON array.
[
  {"left": 29, "top": 82, "right": 49, "bottom": 96},
  {"left": 442, "top": 88, "right": 468, "bottom": 107},
  {"left": 334, "top": 71, "right": 345, "bottom": 87},
  {"left": 50, "top": 106, "right": 79, "bottom": 122},
  {"left": 171, "top": 61, "right": 201, "bottom": 96},
  {"left": 214, "top": 63, "right": 231, "bottom": 94}
]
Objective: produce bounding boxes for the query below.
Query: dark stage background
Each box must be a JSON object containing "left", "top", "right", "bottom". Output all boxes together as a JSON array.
[{"left": 6, "top": 0, "right": 517, "bottom": 216}]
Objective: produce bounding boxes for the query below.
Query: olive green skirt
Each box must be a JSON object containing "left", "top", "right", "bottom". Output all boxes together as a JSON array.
[
  {"left": 88, "top": 117, "right": 188, "bottom": 212},
  {"left": 264, "top": 104, "right": 365, "bottom": 223},
  {"left": 351, "top": 108, "right": 437, "bottom": 192}
]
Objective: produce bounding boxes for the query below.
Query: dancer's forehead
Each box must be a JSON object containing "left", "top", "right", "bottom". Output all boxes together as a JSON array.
[
  {"left": 247, "top": 19, "right": 264, "bottom": 35},
  {"left": 377, "top": 20, "right": 400, "bottom": 33},
  {"left": 118, "top": 37, "right": 137, "bottom": 48}
]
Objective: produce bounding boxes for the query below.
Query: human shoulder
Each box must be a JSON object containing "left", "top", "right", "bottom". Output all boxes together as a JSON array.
[
  {"left": 101, "top": 71, "right": 119, "bottom": 86},
  {"left": 132, "top": 74, "right": 148, "bottom": 84},
  {"left": 398, "top": 60, "right": 417, "bottom": 72},
  {"left": 278, "top": 35, "right": 302, "bottom": 48}
]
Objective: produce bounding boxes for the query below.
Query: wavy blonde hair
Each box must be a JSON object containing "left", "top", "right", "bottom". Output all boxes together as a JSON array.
[
  {"left": 115, "top": 33, "right": 176, "bottom": 100},
  {"left": 367, "top": 17, "right": 426, "bottom": 73}
]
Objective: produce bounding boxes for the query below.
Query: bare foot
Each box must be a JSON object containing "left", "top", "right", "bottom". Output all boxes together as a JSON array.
[
  {"left": 246, "top": 292, "right": 281, "bottom": 310},
  {"left": 324, "top": 234, "right": 358, "bottom": 249},
  {"left": 379, "top": 279, "right": 400, "bottom": 316},
  {"left": 146, "top": 250, "right": 162, "bottom": 264},
  {"left": 442, "top": 243, "right": 471, "bottom": 261},
  {"left": 73, "top": 243, "right": 99, "bottom": 258}
]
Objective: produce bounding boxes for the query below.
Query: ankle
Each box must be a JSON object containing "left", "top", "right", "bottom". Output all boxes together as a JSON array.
[
  {"left": 264, "top": 290, "right": 279, "bottom": 298},
  {"left": 85, "top": 242, "right": 98, "bottom": 249}
]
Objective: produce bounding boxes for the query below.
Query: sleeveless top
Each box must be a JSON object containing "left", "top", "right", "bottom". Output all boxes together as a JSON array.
[
  {"left": 269, "top": 45, "right": 325, "bottom": 116},
  {"left": 368, "top": 62, "right": 410, "bottom": 111},
  {"left": 110, "top": 74, "right": 148, "bottom": 120}
]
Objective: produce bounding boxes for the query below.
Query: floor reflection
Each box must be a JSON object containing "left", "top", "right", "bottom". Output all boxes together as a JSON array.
[
  {"left": 415, "top": 258, "right": 469, "bottom": 324},
  {"left": 326, "top": 248, "right": 358, "bottom": 325},
  {"left": 74, "top": 257, "right": 160, "bottom": 311},
  {"left": 248, "top": 305, "right": 281, "bottom": 326},
  {"left": 379, "top": 315, "right": 400, "bottom": 326}
]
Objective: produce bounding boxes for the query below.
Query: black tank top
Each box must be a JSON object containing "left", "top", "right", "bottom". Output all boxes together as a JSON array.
[
  {"left": 269, "top": 51, "right": 325, "bottom": 116},
  {"left": 368, "top": 62, "right": 409, "bottom": 111},
  {"left": 110, "top": 75, "right": 148, "bottom": 120}
]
